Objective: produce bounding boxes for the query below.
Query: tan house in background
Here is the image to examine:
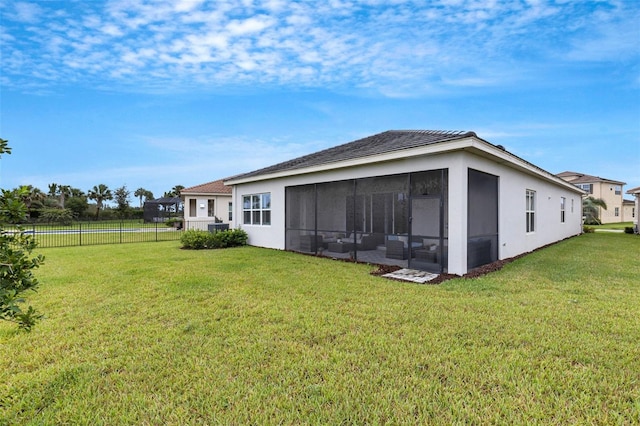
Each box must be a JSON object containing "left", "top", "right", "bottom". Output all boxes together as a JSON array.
[
  {"left": 557, "top": 171, "right": 628, "bottom": 224},
  {"left": 181, "top": 179, "right": 232, "bottom": 230}
]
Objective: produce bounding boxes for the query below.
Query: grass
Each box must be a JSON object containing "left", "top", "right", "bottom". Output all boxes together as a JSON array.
[
  {"left": 590, "top": 221, "right": 634, "bottom": 230},
  {"left": 1, "top": 233, "right": 639, "bottom": 424}
]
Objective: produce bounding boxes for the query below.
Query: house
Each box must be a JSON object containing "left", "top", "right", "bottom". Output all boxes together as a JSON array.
[
  {"left": 224, "top": 130, "right": 584, "bottom": 276},
  {"left": 556, "top": 171, "right": 627, "bottom": 224},
  {"left": 181, "top": 179, "right": 233, "bottom": 230},
  {"left": 626, "top": 186, "right": 640, "bottom": 231}
]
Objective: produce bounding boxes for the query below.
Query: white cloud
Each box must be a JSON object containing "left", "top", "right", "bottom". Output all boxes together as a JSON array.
[
  {"left": 12, "top": 2, "right": 43, "bottom": 23},
  {"left": 2, "top": 0, "right": 638, "bottom": 96}
]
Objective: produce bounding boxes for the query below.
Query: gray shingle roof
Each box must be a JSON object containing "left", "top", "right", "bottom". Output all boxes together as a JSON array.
[{"left": 226, "top": 130, "right": 476, "bottom": 181}]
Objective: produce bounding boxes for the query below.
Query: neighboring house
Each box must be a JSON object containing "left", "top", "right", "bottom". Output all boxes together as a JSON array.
[
  {"left": 224, "top": 130, "right": 583, "bottom": 276},
  {"left": 181, "top": 179, "right": 233, "bottom": 231},
  {"left": 623, "top": 199, "right": 636, "bottom": 225},
  {"left": 626, "top": 186, "right": 640, "bottom": 231},
  {"left": 557, "top": 171, "right": 627, "bottom": 224}
]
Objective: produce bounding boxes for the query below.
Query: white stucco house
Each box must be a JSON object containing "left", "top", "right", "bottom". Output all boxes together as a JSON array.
[
  {"left": 224, "top": 130, "right": 584, "bottom": 276},
  {"left": 182, "top": 179, "right": 233, "bottom": 231}
]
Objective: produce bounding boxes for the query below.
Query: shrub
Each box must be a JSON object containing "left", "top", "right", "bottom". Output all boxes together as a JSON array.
[
  {"left": 624, "top": 227, "right": 635, "bottom": 234},
  {"left": 583, "top": 225, "right": 595, "bottom": 233},
  {"left": 39, "top": 208, "right": 74, "bottom": 225},
  {"left": 180, "top": 230, "right": 212, "bottom": 249},
  {"left": 181, "top": 228, "right": 248, "bottom": 250},
  {"left": 166, "top": 217, "right": 183, "bottom": 228}
]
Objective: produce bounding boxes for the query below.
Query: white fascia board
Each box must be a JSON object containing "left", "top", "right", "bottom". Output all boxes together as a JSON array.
[{"left": 225, "top": 136, "right": 585, "bottom": 195}]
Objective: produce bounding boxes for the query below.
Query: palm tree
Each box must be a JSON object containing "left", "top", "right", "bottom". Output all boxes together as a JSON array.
[
  {"left": 19, "top": 185, "right": 45, "bottom": 218},
  {"left": 57, "top": 184, "right": 72, "bottom": 209},
  {"left": 47, "top": 183, "right": 58, "bottom": 198},
  {"left": 583, "top": 196, "right": 607, "bottom": 225},
  {"left": 88, "top": 184, "right": 113, "bottom": 219},
  {"left": 134, "top": 188, "right": 154, "bottom": 208}
]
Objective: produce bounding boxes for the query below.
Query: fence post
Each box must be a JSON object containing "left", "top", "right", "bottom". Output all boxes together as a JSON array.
[
  {"left": 79, "top": 222, "right": 82, "bottom": 246},
  {"left": 120, "top": 221, "right": 123, "bottom": 244}
]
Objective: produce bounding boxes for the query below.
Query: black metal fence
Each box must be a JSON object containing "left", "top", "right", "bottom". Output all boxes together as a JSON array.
[{"left": 11, "top": 221, "right": 183, "bottom": 248}]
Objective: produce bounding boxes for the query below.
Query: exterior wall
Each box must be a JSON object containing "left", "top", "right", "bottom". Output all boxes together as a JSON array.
[
  {"left": 459, "top": 152, "right": 582, "bottom": 261},
  {"left": 232, "top": 149, "right": 582, "bottom": 275},
  {"left": 622, "top": 201, "right": 635, "bottom": 223},
  {"left": 183, "top": 194, "right": 232, "bottom": 230},
  {"left": 585, "top": 182, "right": 625, "bottom": 224}
]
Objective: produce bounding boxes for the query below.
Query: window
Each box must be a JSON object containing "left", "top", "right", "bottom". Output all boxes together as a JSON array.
[
  {"left": 614, "top": 185, "right": 621, "bottom": 195},
  {"left": 228, "top": 202, "right": 233, "bottom": 221},
  {"left": 633, "top": 207, "right": 636, "bottom": 218},
  {"left": 243, "top": 193, "right": 271, "bottom": 225},
  {"left": 207, "top": 199, "right": 215, "bottom": 217},
  {"left": 526, "top": 190, "right": 535, "bottom": 233},
  {"left": 615, "top": 207, "right": 619, "bottom": 217},
  {"left": 571, "top": 198, "right": 574, "bottom": 213},
  {"left": 189, "top": 199, "right": 197, "bottom": 217},
  {"left": 560, "top": 197, "right": 566, "bottom": 223},
  {"left": 578, "top": 184, "right": 592, "bottom": 194}
]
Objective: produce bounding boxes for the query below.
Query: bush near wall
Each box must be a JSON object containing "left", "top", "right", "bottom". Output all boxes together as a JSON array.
[{"left": 180, "top": 229, "right": 248, "bottom": 249}]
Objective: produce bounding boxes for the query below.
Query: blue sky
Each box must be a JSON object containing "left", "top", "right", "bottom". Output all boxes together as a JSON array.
[{"left": 1, "top": 0, "right": 639, "bottom": 202}]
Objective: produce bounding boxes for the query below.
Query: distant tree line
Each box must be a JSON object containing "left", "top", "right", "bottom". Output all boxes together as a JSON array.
[{"left": 3, "top": 182, "right": 186, "bottom": 224}]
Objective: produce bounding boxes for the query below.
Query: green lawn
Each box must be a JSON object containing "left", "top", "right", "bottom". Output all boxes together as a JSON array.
[
  {"left": 591, "top": 221, "right": 634, "bottom": 230},
  {"left": 1, "top": 233, "right": 639, "bottom": 424}
]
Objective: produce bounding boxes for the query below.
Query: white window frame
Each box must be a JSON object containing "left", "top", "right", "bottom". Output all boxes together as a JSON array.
[
  {"left": 614, "top": 207, "right": 619, "bottom": 217},
  {"left": 526, "top": 190, "right": 536, "bottom": 233},
  {"left": 228, "top": 202, "right": 233, "bottom": 221},
  {"left": 243, "top": 193, "right": 271, "bottom": 226},
  {"left": 560, "top": 197, "right": 566, "bottom": 223},
  {"left": 189, "top": 199, "right": 197, "bottom": 217},
  {"left": 207, "top": 199, "right": 215, "bottom": 217}
]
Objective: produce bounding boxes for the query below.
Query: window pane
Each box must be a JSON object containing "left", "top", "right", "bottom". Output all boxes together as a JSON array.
[
  {"left": 243, "top": 196, "right": 251, "bottom": 209},
  {"left": 208, "top": 199, "right": 215, "bottom": 217},
  {"left": 262, "top": 193, "right": 271, "bottom": 209},
  {"left": 263, "top": 210, "right": 271, "bottom": 225},
  {"left": 243, "top": 211, "right": 251, "bottom": 224},
  {"left": 253, "top": 211, "right": 261, "bottom": 224}
]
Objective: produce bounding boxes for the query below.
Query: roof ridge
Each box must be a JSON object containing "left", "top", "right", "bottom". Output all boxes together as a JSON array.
[{"left": 225, "top": 130, "right": 478, "bottom": 182}]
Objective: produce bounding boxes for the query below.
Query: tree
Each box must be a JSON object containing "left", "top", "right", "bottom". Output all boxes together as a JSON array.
[
  {"left": 88, "top": 184, "right": 113, "bottom": 219},
  {"left": 134, "top": 187, "right": 154, "bottom": 208},
  {"left": 583, "top": 196, "right": 607, "bottom": 225},
  {"left": 47, "top": 183, "right": 58, "bottom": 198},
  {"left": 0, "top": 139, "right": 44, "bottom": 331},
  {"left": 57, "top": 184, "right": 72, "bottom": 209},
  {"left": 164, "top": 185, "right": 184, "bottom": 198},
  {"left": 114, "top": 185, "right": 131, "bottom": 218},
  {"left": 66, "top": 196, "right": 89, "bottom": 219},
  {"left": 18, "top": 185, "right": 45, "bottom": 219}
]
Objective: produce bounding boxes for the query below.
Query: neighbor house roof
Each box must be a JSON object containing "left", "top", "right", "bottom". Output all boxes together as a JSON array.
[
  {"left": 181, "top": 179, "right": 231, "bottom": 195},
  {"left": 557, "top": 171, "right": 625, "bottom": 185},
  {"left": 627, "top": 186, "right": 640, "bottom": 194},
  {"left": 225, "top": 130, "right": 476, "bottom": 182}
]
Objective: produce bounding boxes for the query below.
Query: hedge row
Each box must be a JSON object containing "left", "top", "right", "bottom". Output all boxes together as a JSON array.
[{"left": 180, "top": 229, "right": 248, "bottom": 249}]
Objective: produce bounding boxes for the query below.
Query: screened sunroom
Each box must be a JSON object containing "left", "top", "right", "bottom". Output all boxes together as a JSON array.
[{"left": 285, "top": 169, "right": 450, "bottom": 273}]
